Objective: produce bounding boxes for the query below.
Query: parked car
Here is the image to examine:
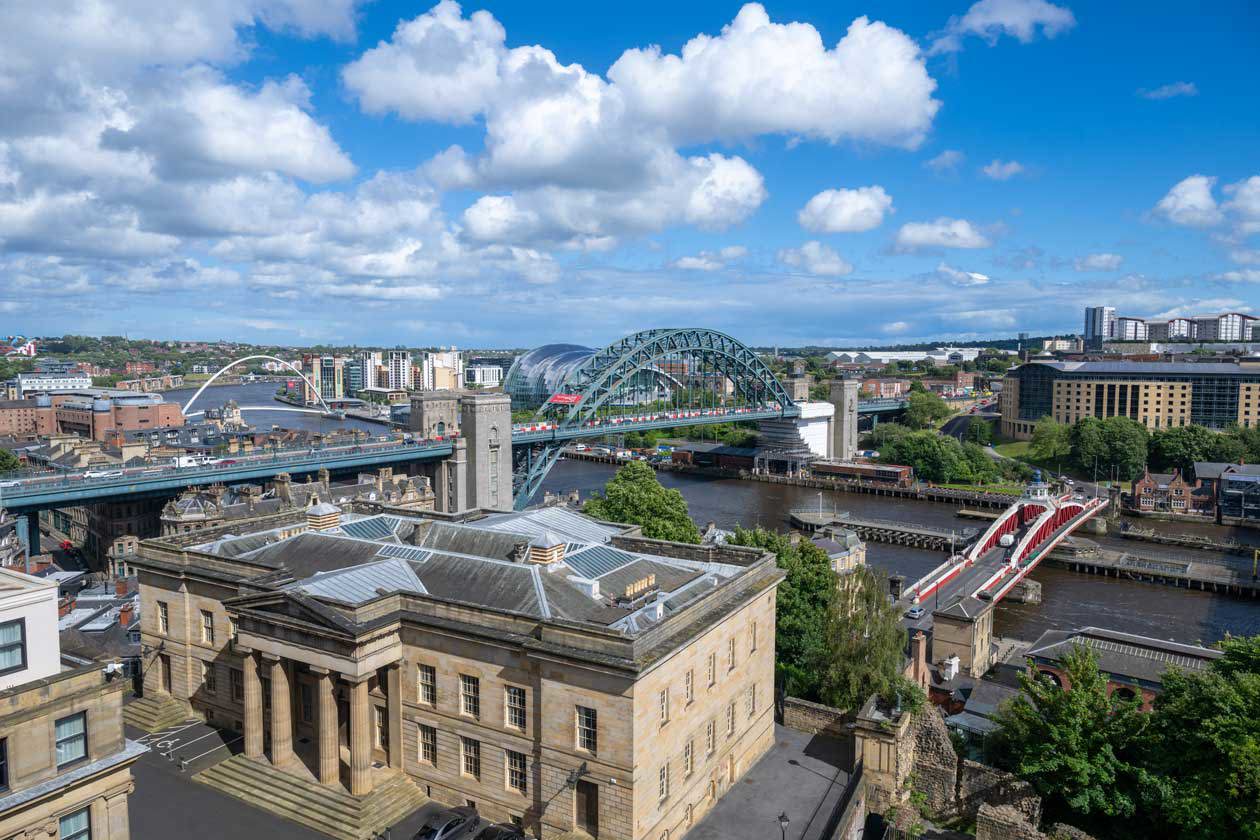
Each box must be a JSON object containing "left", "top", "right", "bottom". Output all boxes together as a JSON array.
[
  {"left": 411, "top": 807, "right": 483, "bottom": 840},
  {"left": 905, "top": 606, "right": 926, "bottom": 620},
  {"left": 472, "top": 824, "right": 528, "bottom": 840}
]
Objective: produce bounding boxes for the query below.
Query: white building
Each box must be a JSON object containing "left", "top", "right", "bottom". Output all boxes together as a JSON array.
[
  {"left": 386, "top": 349, "right": 412, "bottom": 390},
  {"left": 419, "top": 347, "right": 464, "bottom": 390},
  {"left": 15, "top": 373, "right": 92, "bottom": 397},
  {"left": 1116, "top": 317, "right": 1149, "bottom": 341},
  {"left": 464, "top": 365, "right": 504, "bottom": 388},
  {"left": 0, "top": 567, "right": 59, "bottom": 690},
  {"left": 1084, "top": 306, "right": 1116, "bottom": 342}
]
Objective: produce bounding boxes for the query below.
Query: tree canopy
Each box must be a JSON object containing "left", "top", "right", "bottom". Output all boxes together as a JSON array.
[
  {"left": 879, "top": 430, "right": 1005, "bottom": 485},
  {"left": 0, "top": 450, "right": 18, "bottom": 473},
  {"left": 903, "top": 389, "right": 952, "bottom": 429},
  {"left": 1029, "top": 416, "right": 1072, "bottom": 463},
  {"left": 583, "top": 461, "right": 701, "bottom": 543}
]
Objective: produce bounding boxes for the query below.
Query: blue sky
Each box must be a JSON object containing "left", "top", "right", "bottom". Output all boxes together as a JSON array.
[{"left": 1, "top": 0, "right": 1257, "bottom": 348}]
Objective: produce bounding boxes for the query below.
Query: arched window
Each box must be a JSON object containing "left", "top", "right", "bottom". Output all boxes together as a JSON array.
[
  {"left": 1037, "top": 669, "right": 1063, "bottom": 688},
  {"left": 1111, "top": 686, "right": 1137, "bottom": 702},
  {"left": 436, "top": 421, "right": 446, "bottom": 435}
]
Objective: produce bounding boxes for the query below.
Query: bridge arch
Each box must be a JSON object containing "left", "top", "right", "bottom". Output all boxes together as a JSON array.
[
  {"left": 181, "top": 355, "right": 331, "bottom": 416},
  {"left": 543, "top": 327, "right": 795, "bottom": 426}
]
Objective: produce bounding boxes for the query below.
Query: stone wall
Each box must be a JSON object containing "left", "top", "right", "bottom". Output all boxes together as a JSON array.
[
  {"left": 909, "top": 705, "right": 958, "bottom": 814},
  {"left": 958, "top": 760, "right": 1040, "bottom": 826},
  {"left": 782, "top": 696, "right": 852, "bottom": 738},
  {"left": 976, "top": 804, "right": 1046, "bottom": 840}
]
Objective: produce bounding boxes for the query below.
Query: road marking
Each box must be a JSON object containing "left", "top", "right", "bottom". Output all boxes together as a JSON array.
[
  {"left": 135, "top": 721, "right": 200, "bottom": 746},
  {"left": 178, "top": 734, "right": 244, "bottom": 771}
]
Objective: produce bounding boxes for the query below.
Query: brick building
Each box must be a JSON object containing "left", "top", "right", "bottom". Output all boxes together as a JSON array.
[
  {"left": 1128, "top": 468, "right": 1214, "bottom": 515},
  {"left": 128, "top": 504, "right": 781, "bottom": 840},
  {"left": 0, "top": 393, "right": 184, "bottom": 442}
]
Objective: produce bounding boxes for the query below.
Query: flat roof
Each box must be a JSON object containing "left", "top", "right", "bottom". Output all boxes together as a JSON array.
[{"left": 1019, "top": 360, "right": 1249, "bottom": 375}]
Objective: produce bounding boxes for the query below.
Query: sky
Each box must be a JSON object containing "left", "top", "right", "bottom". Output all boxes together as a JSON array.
[{"left": 1, "top": 0, "right": 1258, "bottom": 349}]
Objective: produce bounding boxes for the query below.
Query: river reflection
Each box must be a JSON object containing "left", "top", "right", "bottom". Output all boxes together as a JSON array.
[{"left": 542, "top": 458, "right": 1260, "bottom": 645}]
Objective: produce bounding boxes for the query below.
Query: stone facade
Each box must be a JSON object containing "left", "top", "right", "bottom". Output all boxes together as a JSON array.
[
  {"left": 460, "top": 393, "right": 512, "bottom": 512},
  {"left": 931, "top": 604, "right": 994, "bottom": 678},
  {"left": 130, "top": 508, "right": 782, "bottom": 840},
  {"left": 828, "top": 379, "right": 860, "bottom": 463},
  {"left": 0, "top": 665, "right": 142, "bottom": 840}
]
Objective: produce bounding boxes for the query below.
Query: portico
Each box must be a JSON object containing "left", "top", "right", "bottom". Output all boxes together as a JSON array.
[{"left": 231, "top": 590, "right": 405, "bottom": 797}]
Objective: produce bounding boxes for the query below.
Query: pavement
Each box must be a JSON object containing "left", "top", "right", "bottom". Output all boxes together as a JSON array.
[
  {"left": 688, "top": 725, "right": 855, "bottom": 840},
  {"left": 126, "top": 721, "right": 443, "bottom": 840}
]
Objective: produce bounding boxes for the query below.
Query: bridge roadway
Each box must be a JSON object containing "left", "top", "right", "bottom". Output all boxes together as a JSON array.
[{"left": 789, "top": 509, "right": 979, "bottom": 551}]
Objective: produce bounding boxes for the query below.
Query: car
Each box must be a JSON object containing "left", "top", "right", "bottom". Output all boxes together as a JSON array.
[
  {"left": 1062, "top": 478, "right": 1075, "bottom": 486},
  {"left": 905, "top": 606, "right": 926, "bottom": 620},
  {"left": 410, "top": 807, "right": 482, "bottom": 840},
  {"left": 472, "top": 824, "right": 528, "bottom": 840}
]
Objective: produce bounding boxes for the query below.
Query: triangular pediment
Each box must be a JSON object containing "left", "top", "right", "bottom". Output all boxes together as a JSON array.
[{"left": 227, "top": 589, "right": 356, "bottom": 635}]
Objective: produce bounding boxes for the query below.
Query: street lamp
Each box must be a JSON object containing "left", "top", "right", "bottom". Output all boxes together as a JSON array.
[{"left": 777, "top": 812, "right": 790, "bottom": 840}]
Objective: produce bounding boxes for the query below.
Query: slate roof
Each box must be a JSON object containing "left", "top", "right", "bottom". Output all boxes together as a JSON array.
[
  {"left": 963, "top": 680, "right": 1019, "bottom": 718},
  {"left": 477, "top": 507, "right": 622, "bottom": 545},
  {"left": 292, "top": 557, "right": 426, "bottom": 605},
  {"left": 1026, "top": 626, "right": 1222, "bottom": 685},
  {"left": 1194, "top": 461, "right": 1260, "bottom": 480}
]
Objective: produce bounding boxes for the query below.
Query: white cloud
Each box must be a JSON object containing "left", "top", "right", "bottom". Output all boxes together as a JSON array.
[
  {"left": 925, "top": 149, "right": 964, "bottom": 173},
  {"left": 1138, "top": 81, "right": 1198, "bottom": 100},
  {"left": 1224, "top": 176, "right": 1260, "bottom": 236},
  {"left": 981, "top": 159, "right": 1024, "bottom": 180},
  {"left": 882, "top": 321, "right": 911, "bottom": 334},
  {"left": 1153, "top": 175, "right": 1223, "bottom": 227},
  {"left": 778, "top": 241, "right": 853, "bottom": 276},
  {"left": 1231, "top": 249, "right": 1260, "bottom": 265},
  {"left": 797, "top": 186, "right": 893, "bottom": 233},
  {"left": 937, "top": 262, "right": 990, "bottom": 285},
  {"left": 929, "top": 0, "right": 1076, "bottom": 55},
  {"left": 1153, "top": 298, "right": 1252, "bottom": 318},
  {"left": 1218, "top": 269, "right": 1260, "bottom": 283},
  {"left": 1074, "top": 252, "right": 1124, "bottom": 271},
  {"left": 608, "top": 6, "right": 940, "bottom": 148},
  {"left": 672, "top": 245, "right": 749, "bottom": 271},
  {"left": 895, "top": 218, "right": 991, "bottom": 251}
]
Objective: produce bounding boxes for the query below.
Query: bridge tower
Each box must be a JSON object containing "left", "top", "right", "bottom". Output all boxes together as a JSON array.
[
  {"left": 461, "top": 393, "right": 512, "bottom": 511},
  {"left": 828, "top": 379, "right": 859, "bottom": 462}
]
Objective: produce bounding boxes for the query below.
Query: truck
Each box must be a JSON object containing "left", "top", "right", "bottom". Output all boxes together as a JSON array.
[{"left": 999, "top": 533, "right": 1015, "bottom": 548}]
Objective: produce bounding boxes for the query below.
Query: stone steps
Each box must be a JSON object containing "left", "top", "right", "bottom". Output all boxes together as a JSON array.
[
  {"left": 195, "top": 754, "right": 427, "bottom": 839},
  {"left": 123, "top": 694, "right": 196, "bottom": 732}
]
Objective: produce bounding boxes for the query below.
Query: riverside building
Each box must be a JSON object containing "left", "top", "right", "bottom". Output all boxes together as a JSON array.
[
  {"left": 1000, "top": 360, "right": 1260, "bottom": 439},
  {"left": 128, "top": 503, "right": 781, "bottom": 840}
]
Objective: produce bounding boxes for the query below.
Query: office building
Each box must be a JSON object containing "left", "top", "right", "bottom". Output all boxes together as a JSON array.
[
  {"left": 1083, "top": 306, "right": 1116, "bottom": 344},
  {"left": 1000, "top": 359, "right": 1260, "bottom": 438},
  {"left": 15, "top": 373, "right": 93, "bottom": 397},
  {"left": 464, "top": 365, "right": 504, "bottom": 388},
  {"left": 0, "top": 567, "right": 145, "bottom": 839},
  {"left": 129, "top": 505, "right": 781, "bottom": 840}
]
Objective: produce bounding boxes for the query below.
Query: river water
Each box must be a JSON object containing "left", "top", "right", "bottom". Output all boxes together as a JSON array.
[
  {"left": 541, "top": 458, "right": 1260, "bottom": 646},
  {"left": 161, "top": 384, "right": 1260, "bottom": 645}
]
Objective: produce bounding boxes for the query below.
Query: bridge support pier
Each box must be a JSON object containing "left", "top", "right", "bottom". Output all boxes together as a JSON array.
[{"left": 20, "top": 514, "right": 39, "bottom": 557}]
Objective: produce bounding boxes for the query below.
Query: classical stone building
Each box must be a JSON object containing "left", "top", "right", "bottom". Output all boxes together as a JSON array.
[
  {"left": 160, "top": 468, "right": 436, "bottom": 536},
  {"left": 0, "top": 567, "right": 145, "bottom": 840},
  {"left": 128, "top": 504, "right": 781, "bottom": 840}
]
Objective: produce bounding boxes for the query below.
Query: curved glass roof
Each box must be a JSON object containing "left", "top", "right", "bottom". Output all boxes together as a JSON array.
[{"left": 504, "top": 343, "right": 594, "bottom": 410}]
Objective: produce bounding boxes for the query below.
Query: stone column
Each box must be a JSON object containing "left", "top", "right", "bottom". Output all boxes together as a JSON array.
[
  {"left": 105, "top": 786, "right": 132, "bottom": 840},
  {"left": 242, "top": 650, "right": 264, "bottom": 759},
  {"left": 312, "top": 667, "right": 340, "bottom": 785},
  {"left": 265, "top": 654, "right": 294, "bottom": 767},
  {"left": 348, "top": 675, "right": 372, "bottom": 796},
  {"left": 386, "top": 663, "right": 403, "bottom": 770}
]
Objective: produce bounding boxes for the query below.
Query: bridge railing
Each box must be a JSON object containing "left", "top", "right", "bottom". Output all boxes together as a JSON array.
[{"left": 1, "top": 435, "right": 456, "bottom": 498}]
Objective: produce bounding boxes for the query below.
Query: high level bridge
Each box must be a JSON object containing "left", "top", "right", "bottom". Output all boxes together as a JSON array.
[{"left": 906, "top": 474, "right": 1107, "bottom": 676}]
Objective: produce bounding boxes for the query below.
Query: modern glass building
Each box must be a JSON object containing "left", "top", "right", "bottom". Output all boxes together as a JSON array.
[
  {"left": 503, "top": 344, "right": 596, "bottom": 410},
  {"left": 1000, "top": 360, "right": 1260, "bottom": 439}
]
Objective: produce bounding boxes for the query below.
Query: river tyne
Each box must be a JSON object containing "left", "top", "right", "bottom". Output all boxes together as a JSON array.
[{"left": 168, "top": 382, "right": 1259, "bottom": 647}]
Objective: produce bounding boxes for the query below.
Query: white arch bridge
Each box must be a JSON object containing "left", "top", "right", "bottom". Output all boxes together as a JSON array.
[{"left": 182, "top": 355, "right": 332, "bottom": 416}]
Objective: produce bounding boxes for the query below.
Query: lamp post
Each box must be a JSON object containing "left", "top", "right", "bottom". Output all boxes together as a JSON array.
[{"left": 777, "top": 812, "right": 790, "bottom": 840}]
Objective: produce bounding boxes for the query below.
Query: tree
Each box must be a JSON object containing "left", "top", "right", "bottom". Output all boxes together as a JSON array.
[
  {"left": 0, "top": 450, "right": 17, "bottom": 473},
  {"left": 1149, "top": 425, "right": 1218, "bottom": 474},
  {"left": 1100, "top": 416, "right": 1149, "bottom": 480},
  {"left": 583, "top": 460, "right": 701, "bottom": 543},
  {"left": 964, "top": 418, "right": 994, "bottom": 445},
  {"left": 1029, "top": 417, "right": 1072, "bottom": 463},
  {"left": 727, "top": 527, "right": 834, "bottom": 700},
  {"left": 903, "top": 390, "right": 951, "bottom": 429},
  {"left": 816, "top": 566, "right": 909, "bottom": 711},
  {"left": 1135, "top": 635, "right": 1260, "bottom": 839},
  {"left": 987, "top": 644, "right": 1148, "bottom": 834},
  {"left": 1070, "top": 417, "right": 1109, "bottom": 477},
  {"left": 880, "top": 431, "right": 962, "bottom": 483}
]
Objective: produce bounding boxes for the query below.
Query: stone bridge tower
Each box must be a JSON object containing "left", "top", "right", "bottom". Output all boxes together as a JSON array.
[
  {"left": 460, "top": 393, "right": 512, "bottom": 511},
  {"left": 829, "top": 378, "right": 859, "bottom": 462}
]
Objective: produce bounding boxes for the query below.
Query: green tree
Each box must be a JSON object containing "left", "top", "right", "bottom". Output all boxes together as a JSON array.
[
  {"left": 727, "top": 527, "right": 834, "bottom": 699},
  {"left": 816, "top": 566, "right": 910, "bottom": 711},
  {"left": 903, "top": 390, "right": 952, "bottom": 429},
  {"left": 987, "top": 644, "right": 1148, "bottom": 834},
  {"left": 1029, "top": 416, "right": 1072, "bottom": 463},
  {"left": 583, "top": 460, "right": 701, "bottom": 543},
  {"left": 0, "top": 450, "right": 18, "bottom": 473},
  {"left": 880, "top": 431, "right": 963, "bottom": 483},
  {"left": 1149, "top": 425, "right": 1218, "bottom": 473},
  {"left": 1135, "top": 635, "right": 1260, "bottom": 839},
  {"left": 964, "top": 418, "right": 994, "bottom": 445},
  {"left": 1100, "top": 416, "right": 1149, "bottom": 480},
  {"left": 1070, "top": 417, "right": 1109, "bottom": 477}
]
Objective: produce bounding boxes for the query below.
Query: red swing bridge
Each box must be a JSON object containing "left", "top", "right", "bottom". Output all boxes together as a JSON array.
[{"left": 907, "top": 473, "right": 1108, "bottom": 677}]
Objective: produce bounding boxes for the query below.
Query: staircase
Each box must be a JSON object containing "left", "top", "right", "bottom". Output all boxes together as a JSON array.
[
  {"left": 123, "top": 694, "right": 197, "bottom": 732},
  {"left": 195, "top": 754, "right": 429, "bottom": 839}
]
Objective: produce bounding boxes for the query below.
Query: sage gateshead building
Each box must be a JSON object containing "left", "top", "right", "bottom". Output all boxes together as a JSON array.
[
  {"left": 1000, "top": 360, "right": 1260, "bottom": 439},
  {"left": 503, "top": 344, "right": 680, "bottom": 411}
]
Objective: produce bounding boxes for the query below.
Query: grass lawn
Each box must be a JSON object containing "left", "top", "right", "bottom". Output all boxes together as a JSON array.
[
  {"left": 938, "top": 482, "right": 1024, "bottom": 495},
  {"left": 993, "top": 440, "right": 1030, "bottom": 458}
]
